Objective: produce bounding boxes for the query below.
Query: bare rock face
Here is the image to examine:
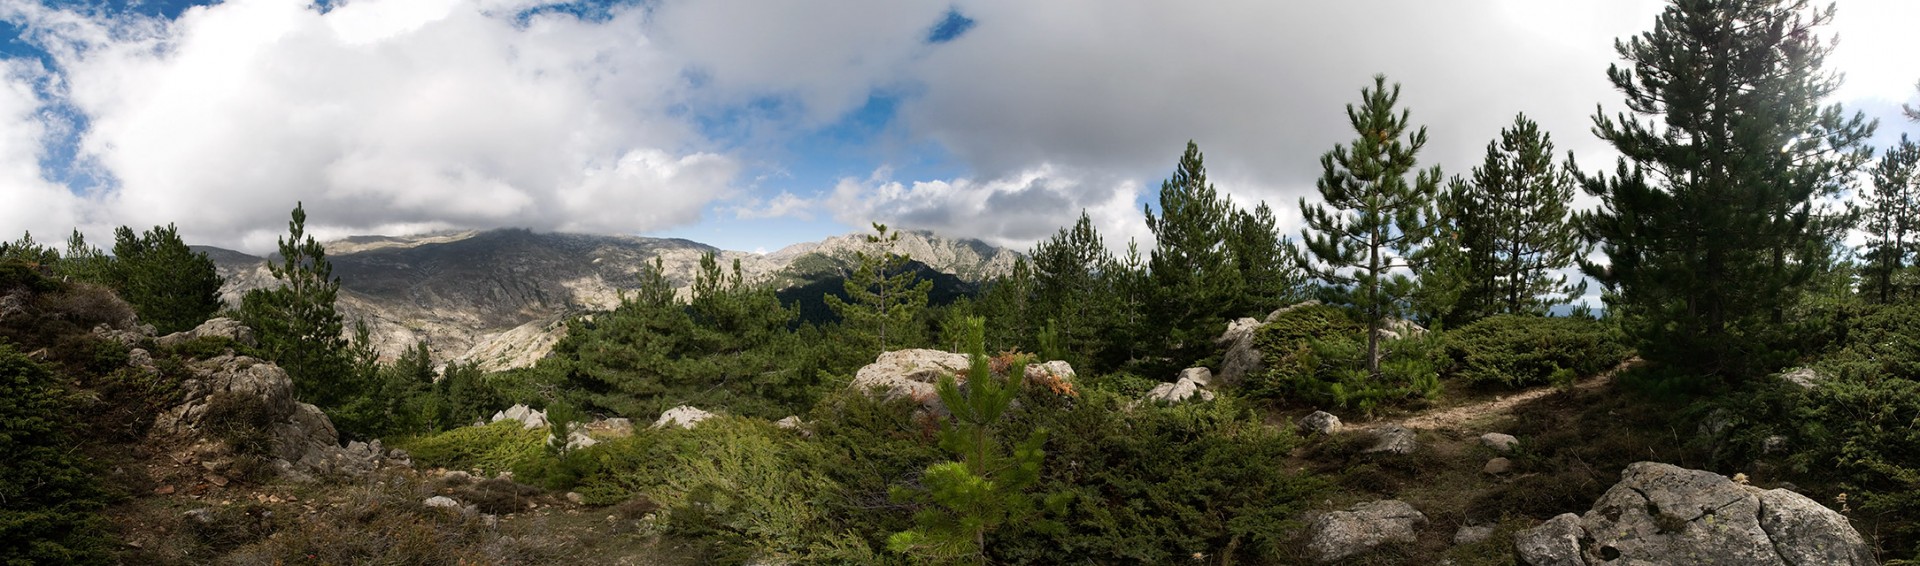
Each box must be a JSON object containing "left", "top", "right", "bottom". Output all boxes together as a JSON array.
[
  {"left": 850, "top": 349, "right": 972, "bottom": 402},
  {"left": 1306, "top": 500, "right": 1428, "bottom": 563},
  {"left": 155, "top": 317, "right": 256, "bottom": 349},
  {"left": 150, "top": 353, "right": 392, "bottom": 480},
  {"left": 1514, "top": 462, "right": 1875, "bottom": 566},
  {"left": 1365, "top": 424, "right": 1419, "bottom": 455},
  {"left": 654, "top": 406, "right": 716, "bottom": 429}
]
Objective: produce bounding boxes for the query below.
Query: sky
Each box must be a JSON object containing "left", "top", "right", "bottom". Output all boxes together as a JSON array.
[{"left": 0, "top": 0, "right": 1916, "bottom": 257}]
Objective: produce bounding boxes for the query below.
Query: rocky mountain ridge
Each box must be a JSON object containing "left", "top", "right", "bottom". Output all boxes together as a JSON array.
[{"left": 199, "top": 228, "right": 1019, "bottom": 370}]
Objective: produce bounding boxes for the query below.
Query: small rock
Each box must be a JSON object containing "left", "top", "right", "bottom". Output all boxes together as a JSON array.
[
  {"left": 1364, "top": 424, "right": 1418, "bottom": 455},
  {"left": 1483, "top": 457, "right": 1513, "bottom": 475},
  {"left": 424, "top": 496, "right": 461, "bottom": 509},
  {"left": 654, "top": 405, "right": 716, "bottom": 429},
  {"left": 1306, "top": 500, "right": 1427, "bottom": 563},
  {"left": 565, "top": 492, "right": 585, "bottom": 505},
  {"left": 1453, "top": 524, "right": 1496, "bottom": 546},
  {"left": 1479, "top": 432, "right": 1519, "bottom": 453},
  {"left": 184, "top": 508, "right": 215, "bottom": 524},
  {"left": 775, "top": 416, "right": 805, "bottom": 430},
  {"left": 153, "top": 485, "right": 176, "bottom": 495},
  {"left": 1762, "top": 435, "right": 1789, "bottom": 455},
  {"left": 1299, "top": 411, "right": 1343, "bottom": 435},
  {"left": 204, "top": 474, "right": 230, "bottom": 487},
  {"left": 1175, "top": 367, "right": 1214, "bottom": 388},
  {"left": 1778, "top": 367, "right": 1827, "bottom": 390}
]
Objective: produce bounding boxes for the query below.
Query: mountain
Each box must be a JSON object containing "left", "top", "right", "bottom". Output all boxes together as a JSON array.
[{"left": 199, "top": 228, "right": 1019, "bottom": 370}]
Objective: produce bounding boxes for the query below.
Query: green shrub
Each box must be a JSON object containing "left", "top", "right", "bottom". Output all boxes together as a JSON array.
[
  {"left": 398, "top": 421, "right": 551, "bottom": 476},
  {"left": 1245, "top": 304, "right": 1442, "bottom": 411},
  {"left": 1445, "top": 315, "right": 1632, "bottom": 388},
  {"left": 0, "top": 342, "right": 114, "bottom": 565},
  {"left": 1244, "top": 304, "right": 1362, "bottom": 400}
]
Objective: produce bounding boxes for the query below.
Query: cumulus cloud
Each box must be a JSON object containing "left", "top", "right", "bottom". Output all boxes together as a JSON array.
[
  {"left": 1, "top": 0, "right": 735, "bottom": 252},
  {"left": 827, "top": 164, "right": 1147, "bottom": 252},
  {"left": 0, "top": 58, "right": 92, "bottom": 242}
]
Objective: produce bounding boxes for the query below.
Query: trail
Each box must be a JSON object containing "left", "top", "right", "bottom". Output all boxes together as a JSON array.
[{"left": 1391, "top": 359, "right": 1638, "bottom": 432}]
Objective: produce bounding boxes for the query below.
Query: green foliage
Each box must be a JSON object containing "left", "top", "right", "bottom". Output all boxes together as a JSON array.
[
  {"left": 107, "top": 224, "right": 224, "bottom": 335},
  {"left": 399, "top": 420, "right": 550, "bottom": 476},
  {"left": 1144, "top": 141, "right": 1243, "bottom": 370},
  {"left": 1579, "top": 0, "right": 1874, "bottom": 382},
  {"left": 0, "top": 231, "right": 59, "bottom": 266},
  {"left": 890, "top": 317, "right": 1057, "bottom": 564},
  {"left": 1299, "top": 74, "right": 1442, "bottom": 378},
  {"left": 1247, "top": 303, "right": 1441, "bottom": 411},
  {"left": 240, "top": 203, "right": 364, "bottom": 413},
  {"left": 1425, "top": 114, "right": 1586, "bottom": 327},
  {"left": 0, "top": 342, "right": 114, "bottom": 565},
  {"left": 827, "top": 223, "right": 933, "bottom": 356},
  {"left": 1861, "top": 134, "right": 1920, "bottom": 304},
  {"left": 1445, "top": 315, "right": 1631, "bottom": 388},
  {"left": 1028, "top": 211, "right": 1117, "bottom": 370}
]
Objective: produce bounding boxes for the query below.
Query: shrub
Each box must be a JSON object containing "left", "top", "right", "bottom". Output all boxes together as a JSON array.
[
  {"left": 1246, "top": 304, "right": 1442, "bottom": 411},
  {"left": 1244, "top": 304, "right": 1362, "bottom": 400},
  {"left": 399, "top": 421, "right": 551, "bottom": 476},
  {"left": 0, "top": 342, "right": 114, "bottom": 565},
  {"left": 1445, "top": 315, "right": 1632, "bottom": 388}
]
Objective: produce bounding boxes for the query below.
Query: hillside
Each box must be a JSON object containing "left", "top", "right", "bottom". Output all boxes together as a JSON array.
[{"left": 198, "top": 228, "right": 1018, "bottom": 370}]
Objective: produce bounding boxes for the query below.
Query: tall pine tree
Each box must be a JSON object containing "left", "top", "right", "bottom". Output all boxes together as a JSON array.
[
  {"left": 1226, "top": 202, "right": 1303, "bottom": 316},
  {"left": 1579, "top": 0, "right": 1874, "bottom": 380},
  {"left": 1861, "top": 134, "right": 1920, "bottom": 303},
  {"left": 1144, "top": 141, "right": 1241, "bottom": 368},
  {"left": 1299, "top": 74, "right": 1441, "bottom": 376},
  {"left": 1431, "top": 114, "right": 1586, "bottom": 326},
  {"left": 1028, "top": 211, "right": 1114, "bottom": 369},
  {"left": 827, "top": 223, "right": 932, "bottom": 356},
  {"left": 240, "top": 203, "right": 359, "bottom": 408},
  {"left": 109, "top": 224, "right": 225, "bottom": 335}
]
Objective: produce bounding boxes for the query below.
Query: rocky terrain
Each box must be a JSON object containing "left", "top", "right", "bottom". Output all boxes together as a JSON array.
[{"left": 199, "top": 228, "right": 1019, "bottom": 370}]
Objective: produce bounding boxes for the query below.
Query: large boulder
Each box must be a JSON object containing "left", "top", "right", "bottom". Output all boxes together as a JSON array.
[
  {"left": 156, "top": 317, "right": 257, "bottom": 349},
  {"left": 150, "top": 353, "right": 391, "bottom": 480},
  {"left": 850, "top": 349, "right": 973, "bottom": 402},
  {"left": 1306, "top": 499, "right": 1427, "bottom": 563},
  {"left": 490, "top": 404, "right": 550, "bottom": 429},
  {"left": 1141, "top": 369, "right": 1215, "bottom": 404},
  {"left": 1299, "top": 410, "right": 1343, "bottom": 435},
  {"left": 1514, "top": 462, "right": 1875, "bottom": 566},
  {"left": 654, "top": 405, "right": 716, "bottom": 429}
]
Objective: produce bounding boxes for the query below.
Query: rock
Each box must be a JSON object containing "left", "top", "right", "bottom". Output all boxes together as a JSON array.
[
  {"left": 1512, "top": 462, "right": 1875, "bottom": 566},
  {"left": 582, "top": 418, "right": 634, "bottom": 440},
  {"left": 1364, "top": 424, "right": 1418, "bottom": 455},
  {"left": 490, "top": 404, "right": 550, "bottom": 430},
  {"left": 1306, "top": 500, "right": 1427, "bottom": 563},
  {"left": 1141, "top": 372, "right": 1215, "bottom": 404},
  {"left": 147, "top": 349, "right": 393, "bottom": 481},
  {"left": 1454, "top": 524, "right": 1496, "bottom": 546},
  {"left": 1514, "top": 513, "right": 1584, "bottom": 566},
  {"left": 156, "top": 317, "right": 257, "bottom": 349},
  {"left": 775, "top": 416, "right": 805, "bottom": 430},
  {"left": 1175, "top": 367, "right": 1213, "bottom": 388},
  {"left": 563, "top": 429, "right": 597, "bottom": 451},
  {"left": 424, "top": 496, "right": 462, "bottom": 509},
  {"left": 565, "top": 492, "right": 585, "bottom": 505},
  {"left": 1778, "top": 367, "right": 1827, "bottom": 390},
  {"left": 1023, "top": 360, "right": 1076, "bottom": 384},
  {"left": 1385, "top": 318, "right": 1427, "bottom": 338},
  {"left": 849, "top": 349, "right": 972, "bottom": 402},
  {"left": 1215, "top": 300, "right": 1321, "bottom": 386},
  {"left": 1763, "top": 435, "right": 1789, "bottom": 455},
  {"left": 1480, "top": 432, "right": 1519, "bottom": 453},
  {"left": 654, "top": 405, "right": 715, "bottom": 429},
  {"left": 1483, "top": 457, "right": 1513, "bottom": 475},
  {"left": 1299, "top": 411, "right": 1343, "bottom": 435}
]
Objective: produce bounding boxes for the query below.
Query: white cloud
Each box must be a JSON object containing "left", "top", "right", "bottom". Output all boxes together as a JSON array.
[
  {"left": 732, "top": 190, "right": 815, "bottom": 220},
  {"left": 0, "top": 58, "right": 94, "bottom": 242},
  {"left": 827, "top": 163, "right": 1147, "bottom": 252}
]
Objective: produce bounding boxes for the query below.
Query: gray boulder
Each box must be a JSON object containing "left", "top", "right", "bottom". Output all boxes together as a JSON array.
[
  {"left": 654, "top": 405, "right": 716, "bottom": 429},
  {"left": 156, "top": 317, "right": 257, "bottom": 349},
  {"left": 850, "top": 349, "right": 973, "bottom": 402},
  {"left": 1299, "top": 411, "right": 1343, "bottom": 435},
  {"left": 490, "top": 404, "right": 550, "bottom": 429},
  {"left": 1024, "top": 360, "right": 1077, "bottom": 384},
  {"left": 1364, "top": 424, "right": 1418, "bottom": 455},
  {"left": 1778, "top": 367, "right": 1828, "bottom": 391},
  {"left": 1513, "top": 462, "right": 1875, "bottom": 566},
  {"left": 1480, "top": 432, "right": 1520, "bottom": 453},
  {"left": 1306, "top": 500, "right": 1427, "bottom": 563},
  {"left": 1175, "top": 367, "right": 1214, "bottom": 388},
  {"left": 1142, "top": 371, "right": 1215, "bottom": 404}
]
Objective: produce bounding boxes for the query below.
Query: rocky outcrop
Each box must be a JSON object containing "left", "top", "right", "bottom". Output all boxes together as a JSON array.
[
  {"left": 490, "top": 404, "right": 551, "bottom": 430},
  {"left": 149, "top": 353, "right": 396, "bottom": 480},
  {"left": 654, "top": 406, "right": 716, "bottom": 429},
  {"left": 1300, "top": 410, "right": 1343, "bottom": 435},
  {"left": 155, "top": 317, "right": 256, "bottom": 349},
  {"left": 1142, "top": 369, "right": 1216, "bottom": 404},
  {"left": 850, "top": 349, "right": 972, "bottom": 402},
  {"left": 1365, "top": 424, "right": 1418, "bottom": 455},
  {"left": 1306, "top": 500, "right": 1428, "bottom": 563},
  {"left": 1514, "top": 462, "right": 1876, "bottom": 566}
]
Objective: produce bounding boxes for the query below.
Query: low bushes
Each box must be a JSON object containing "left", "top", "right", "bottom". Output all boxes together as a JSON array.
[
  {"left": 1247, "top": 304, "right": 1444, "bottom": 411},
  {"left": 1445, "top": 315, "right": 1632, "bottom": 388},
  {"left": 398, "top": 421, "right": 550, "bottom": 477}
]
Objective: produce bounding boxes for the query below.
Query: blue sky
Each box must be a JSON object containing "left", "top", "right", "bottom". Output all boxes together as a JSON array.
[{"left": 0, "top": 0, "right": 1915, "bottom": 258}]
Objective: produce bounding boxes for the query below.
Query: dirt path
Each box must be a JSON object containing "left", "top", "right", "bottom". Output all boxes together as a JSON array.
[{"left": 1392, "top": 359, "right": 1637, "bottom": 432}]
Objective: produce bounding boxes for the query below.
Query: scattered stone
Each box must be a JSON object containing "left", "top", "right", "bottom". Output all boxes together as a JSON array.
[
  {"left": 490, "top": 404, "right": 550, "bottom": 430},
  {"left": 204, "top": 474, "right": 230, "bottom": 487},
  {"left": 1454, "top": 524, "right": 1496, "bottom": 546},
  {"left": 562, "top": 429, "right": 597, "bottom": 451},
  {"left": 156, "top": 317, "right": 257, "bottom": 349},
  {"left": 1512, "top": 462, "right": 1875, "bottom": 566},
  {"left": 1364, "top": 424, "right": 1418, "bottom": 455},
  {"left": 153, "top": 485, "right": 176, "bottom": 496},
  {"left": 1483, "top": 457, "right": 1513, "bottom": 475},
  {"left": 1306, "top": 500, "right": 1427, "bottom": 563},
  {"left": 565, "top": 492, "right": 586, "bottom": 505},
  {"left": 424, "top": 496, "right": 462, "bottom": 510},
  {"left": 1480, "top": 432, "right": 1520, "bottom": 453},
  {"left": 654, "top": 405, "right": 716, "bottom": 429},
  {"left": 1141, "top": 371, "right": 1215, "bottom": 404},
  {"left": 774, "top": 416, "right": 805, "bottom": 430},
  {"left": 1299, "top": 411, "right": 1343, "bottom": 435},
  {"left": 1175, "top": 367, "right": 1214, "bottom": 388},
  {"left": 1778, "top": 367, "right": 1828, "bottom": 391}
]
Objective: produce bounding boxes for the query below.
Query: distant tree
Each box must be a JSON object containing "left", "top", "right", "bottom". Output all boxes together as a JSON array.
[
  {"left": 1298, "top": 74, "right": 1441, "bottom": 377},
  {"left": 550, "top": 257, "right": 695, "bottom": 418},
  {"left": 240, "top": 203, "right": 358, "bottom": 408},
  {"left": 1226, "top": 202, "right": 1304, "bottom": 316},
  {"left": 0, "top": 231, "right": 58, "bottom": 266},
  {"left": 1029, "top": 211, "right": 1114, "bottom": 367},
  {"left": 827, "top": 223, "right": 933, "bottom": 355},
  {"left": 1862, "top": 134, "right": 1920, "bottom": 303},
  {"left": 1145, "top": 141, "right": 1241, "bottom": 367},
  {"left": 1578, "top": 0, "right": 1874, "bottom": 380},
  {"left": 1429, "top": 114, "right": 1586, "bottom": 326},
  {"left": 109, "top": 224, "right": 224, "bottom": 335},
  {"left": 56, "top": 230, "right": 112, "bottom": 284},
  {"left": 973, "top": 257, "right": 1036, "bottom": 354}
]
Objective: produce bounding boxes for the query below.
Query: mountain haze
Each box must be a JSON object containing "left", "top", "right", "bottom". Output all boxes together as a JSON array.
[{"left": 200, "top": 228, "right": 1020, "bottom": 370}]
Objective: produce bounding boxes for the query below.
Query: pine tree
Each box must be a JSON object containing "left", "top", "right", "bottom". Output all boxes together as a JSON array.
[
  {"left": 1861, "top": 134, "right": 1920, "bottom": 303},
  {"left": 1299, "top": 74, "right": 1441, "bottom": 376},
  {"left": 827, "top": 223, "right": 932, "bottom": 355},
  {"left": 240, "top": 203, "right": 357, "bottom": 407},
  {"left": 1098, "top": 239, "right": 1151, "bottom": 369},
  {"left": 1579, "top": 0, "right": 1874, "bottom": 380},
  {"left": 1431, "top": 114, "right": 1586, "bottom": 325},
  {"left": 55, "top": 230, "right": 112, "bottom": 284},
  {"left": 1145, "top": 141, "right": 1241, "bottom": 367},
  {"left": 1028, "top": 211, "right": 1114, "bottom": 368},
  {"left": 551, "top": 257, "right": 695, "bottom": 418},
  {"left": 1226, "top": 202, "right": 1303, "bottom": 316},
  {"left": 109, "top": 224, "right": 225, "bottom": 335}
]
